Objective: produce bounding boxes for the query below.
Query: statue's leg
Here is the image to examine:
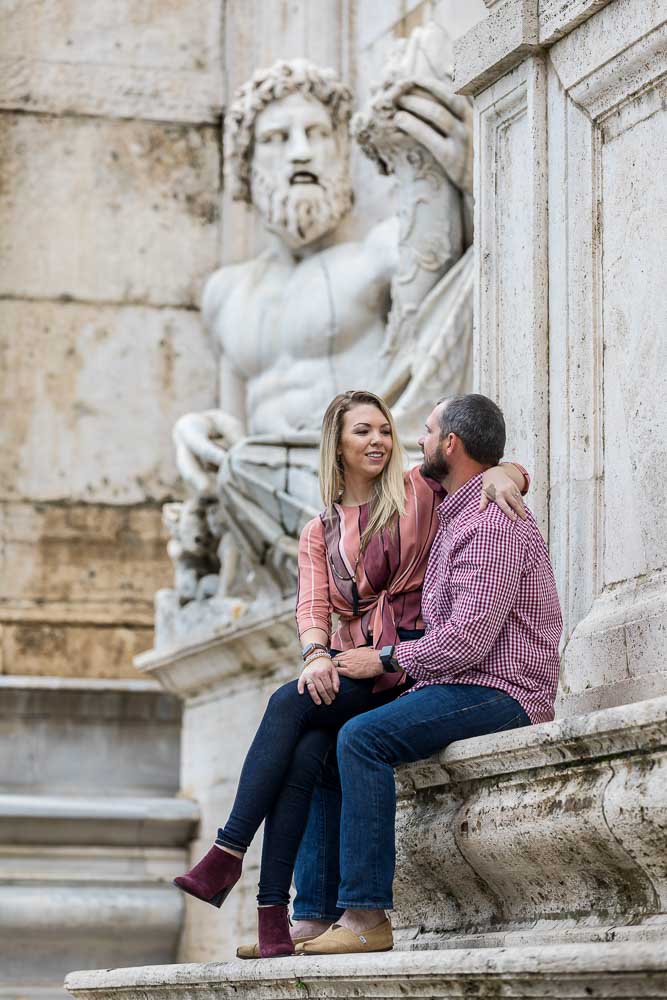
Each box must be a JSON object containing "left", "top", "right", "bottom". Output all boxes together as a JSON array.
[{"left": 216, "top": 438, "right": 321, "bottom": 585}]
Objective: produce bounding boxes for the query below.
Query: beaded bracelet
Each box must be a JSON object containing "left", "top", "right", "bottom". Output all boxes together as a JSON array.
[{"left": 302, "top": 650, "right": 332, "bottom": 669}]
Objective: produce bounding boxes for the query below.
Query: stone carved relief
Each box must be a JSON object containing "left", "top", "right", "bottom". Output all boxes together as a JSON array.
[{"left": 158, "top": 23, "right": 474, "bottom": 647}]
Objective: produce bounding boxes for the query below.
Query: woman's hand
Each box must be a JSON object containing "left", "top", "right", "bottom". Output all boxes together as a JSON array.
[
  {"left": 298, "top": 655, "right": 340, "bottom": 706},
  {"left": 480, "top": 465, "right": 527, "bottom": 521},
  {"left": 334, "top": 648, "right": 384, "bottom": 680}
]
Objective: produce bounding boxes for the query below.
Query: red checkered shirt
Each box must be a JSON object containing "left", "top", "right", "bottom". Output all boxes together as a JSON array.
[{"left": 395, "top": 472, "right": 562, "bottom": 723}]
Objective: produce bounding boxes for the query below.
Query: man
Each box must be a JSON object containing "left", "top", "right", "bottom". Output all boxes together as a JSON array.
[
  {"left": 291, "top": 393, "right": 562, "bottom": 955},
  {"left": 167, "top": 39, "right": 475, "bottom": 602}
]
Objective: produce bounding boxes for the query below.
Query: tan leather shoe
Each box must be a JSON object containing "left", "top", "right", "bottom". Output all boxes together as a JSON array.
[
  {"left": 296, "top": 918, "right": 393, "bottom": 955},
  {"left": 236, "top": 933, "right": 318, "bottom": 960}
]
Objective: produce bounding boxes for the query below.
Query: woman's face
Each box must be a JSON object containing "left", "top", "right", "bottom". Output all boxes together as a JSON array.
[{"left": 338, "top": 404, "right": 393, "bottom": 481}]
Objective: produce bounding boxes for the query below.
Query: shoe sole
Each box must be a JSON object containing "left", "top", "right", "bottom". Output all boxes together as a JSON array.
[
  {"left": 237, "top": 938, "right": 315, "bottom": 960},
  {"left": 299, "top": 945, "right": 394, "bottom": 956},
  {"left": 173, "top": 879, "right": 233, "bottom": 909}
]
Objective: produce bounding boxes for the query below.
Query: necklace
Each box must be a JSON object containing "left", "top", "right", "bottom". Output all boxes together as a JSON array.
[{"left": 328, "top": 551, "right": 362, "bottom": 616}]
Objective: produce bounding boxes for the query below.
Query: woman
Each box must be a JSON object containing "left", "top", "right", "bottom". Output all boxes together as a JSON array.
[{"left": 174, "top": 390, "right": 528, "bottom": 958}]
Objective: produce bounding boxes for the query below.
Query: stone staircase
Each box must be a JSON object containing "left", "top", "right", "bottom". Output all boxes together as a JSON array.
[
  {"left": 62, "top": 692, "right": 667, "bottom": 999},
  {"left": 0, "top": 676, "right": 199, "bottom": 999}
]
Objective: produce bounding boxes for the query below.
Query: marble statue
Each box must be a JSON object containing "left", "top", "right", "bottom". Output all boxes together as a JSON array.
[{"left": 161, "top": 22, "right": 474, "bottom": 635}]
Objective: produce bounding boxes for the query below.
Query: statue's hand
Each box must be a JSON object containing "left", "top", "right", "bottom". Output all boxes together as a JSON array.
[
  {"left": 394, "top": 77, "right": 473, "bottom": 194},
  {"left": 173, "top": 410, "right": 243, "bottom": 497}
]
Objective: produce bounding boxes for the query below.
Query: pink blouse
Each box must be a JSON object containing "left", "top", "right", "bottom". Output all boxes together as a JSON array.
[{"left": 296, "top": 466, "right": 444, "bottom": 690}]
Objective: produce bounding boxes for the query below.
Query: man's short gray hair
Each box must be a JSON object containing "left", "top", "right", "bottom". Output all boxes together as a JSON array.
[
  {"left": 437, "top": 393, "right": 506, "bottom": 466},
  {"left": 225, "top": 59, "right": 354, "bottom": 205}
]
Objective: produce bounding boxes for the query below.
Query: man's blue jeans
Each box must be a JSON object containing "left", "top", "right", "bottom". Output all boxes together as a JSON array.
[{"left": 294, "top": 682, "right": 529, "bottom": 915}]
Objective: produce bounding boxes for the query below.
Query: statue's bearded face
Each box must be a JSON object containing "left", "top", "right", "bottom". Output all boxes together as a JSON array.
[{"left": 250, "top": 92, "right": 353, "bottom": 249}]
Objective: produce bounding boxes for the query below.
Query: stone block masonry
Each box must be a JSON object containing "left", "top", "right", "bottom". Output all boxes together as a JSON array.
[{"left": 0, "top": 1, "right": 223, "bottom": 677}]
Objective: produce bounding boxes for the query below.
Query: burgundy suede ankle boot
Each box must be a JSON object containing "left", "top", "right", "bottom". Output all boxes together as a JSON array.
[
  {"left": 173, "top": 845, "right": 242, "bottom": 908},
  {"left": 258, "top": 905, "right": 294, "bottom": 958}
]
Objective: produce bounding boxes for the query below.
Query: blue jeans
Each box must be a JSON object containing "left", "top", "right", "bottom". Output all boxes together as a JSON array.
[
  {"left": 294, "top": 683, "right": 529, "bottom": 914},
  {"left": 215, "top": 630, "right": 422, "bottom": 907}
]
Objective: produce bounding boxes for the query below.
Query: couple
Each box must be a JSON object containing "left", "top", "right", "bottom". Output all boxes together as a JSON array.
[{"left": 174, "top": 390, "right": 562, "bottom": 959}]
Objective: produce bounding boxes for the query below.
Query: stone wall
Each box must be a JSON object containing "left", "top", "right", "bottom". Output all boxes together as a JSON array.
[
  {"left": 0, "top": 0, "right": 222, "bottom": 677},
  {"left": 0, "top": 0, "right": 486, "bottom": 680}
]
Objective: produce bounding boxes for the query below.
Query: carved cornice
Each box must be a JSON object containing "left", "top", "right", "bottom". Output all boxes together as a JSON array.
[
  {"left": 454, "top": 0, "right": 618, "bottom": 95},
  {"left": 134, "top": 599, "right": 298, "bottom": 699}
]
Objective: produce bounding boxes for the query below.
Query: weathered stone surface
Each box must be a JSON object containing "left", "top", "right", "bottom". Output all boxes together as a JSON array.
[
  {"left": 0, "top": 677, "right": 192, "bottom": 993},
  {"left": 64, "top": 942, "right": 667, "bottom": 999},
  {"left": 0, "top": 301, "right": 217, "bottom": 502},
  {"left": 0, "top": 503, "right": 169, "bottom": 627},
  {"left": 0, "top": 794, "right": 198, "bottom": 846},
  {"left": 0, "top": 676, "right": 182, "bottom": 796},
  {"left": 0, "top": 0, "right": 223, "bottom": 122},
  {"left": 394, "top": 696, "right": 667, "bottom": 946},
  {"left": 0, "top": 115, "right": 220, "bottom": 306},
  {"left": 137, "top": 607, "right": 299, "bottom": 961},
  {"left": 0, "top": 621, "right": 151, "bottom": 678},
  {"left": 454, "top": 0, "right": 540, "bottom": 95},
  {"left": 459, "top": 0, "right": 667, "bottom": 714}
]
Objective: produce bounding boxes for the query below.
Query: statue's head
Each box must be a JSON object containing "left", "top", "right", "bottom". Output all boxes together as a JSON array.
[{"left": 225, "top": 59, "right": 354, "bottom": 249}]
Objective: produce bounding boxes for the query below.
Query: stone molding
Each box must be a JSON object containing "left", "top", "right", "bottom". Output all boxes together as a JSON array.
[
  {"left": 411, "top": 691, "right": 667, "bottom": 785},
  {"left": 134, "top": 599, "right": 298, "bottom": 699},
  {"left": 454, "top": 0, "right": 617, "bottom": 94},
  {"left": 64, "top": 942, "right": 667, "bottom": 999},
  {"left": 473, "top": 54, "right": 549, "bottom": 535}
]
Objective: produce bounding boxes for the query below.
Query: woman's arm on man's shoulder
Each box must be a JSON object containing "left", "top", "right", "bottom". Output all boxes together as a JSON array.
[{"left": 480, "top": 463, "right": 530, "bottom": 521}]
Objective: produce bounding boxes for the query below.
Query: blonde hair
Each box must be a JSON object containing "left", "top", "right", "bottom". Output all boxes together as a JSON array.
[{"left": 320, "top": 391, "right": 406, "bottom": 549}]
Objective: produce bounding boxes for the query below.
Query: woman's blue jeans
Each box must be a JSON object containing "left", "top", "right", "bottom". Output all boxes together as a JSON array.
[
  {"left": 215, "top": 631, "right": 422, "bottom": 907},
  {"left": 294, "top": 682, "right": 530, "bottom": 915}
]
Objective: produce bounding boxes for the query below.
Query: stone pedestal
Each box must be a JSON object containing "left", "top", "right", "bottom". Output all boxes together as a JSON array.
[{"left": 134, "top": 603, "right": 299, "bottom": 963}]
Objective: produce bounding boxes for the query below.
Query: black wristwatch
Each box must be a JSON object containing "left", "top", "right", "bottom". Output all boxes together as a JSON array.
[
  {"left": 301, "top": 642, "right": 328, "bottom": 660},
  {"left": 379, "top": 644, "right": 401, "bottom": 673}
]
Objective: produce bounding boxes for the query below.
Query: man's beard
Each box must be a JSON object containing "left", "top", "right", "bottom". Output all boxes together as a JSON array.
[
  {"left": 250, "top": 164, "right": 353, "bottom": 249},
  {"left": 421, "top": 445, "right": 450, "bottom": 482}
]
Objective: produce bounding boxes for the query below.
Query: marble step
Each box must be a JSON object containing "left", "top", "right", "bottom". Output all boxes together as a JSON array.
[
  {"left": 0, "top": 676, "right": 182, "bottom": 798},
  {"left": 64, "top": 942, "right": 667, "bottom": 999},
  {"left": 0, "top": 793, "right": 198, "bottom": 846}
]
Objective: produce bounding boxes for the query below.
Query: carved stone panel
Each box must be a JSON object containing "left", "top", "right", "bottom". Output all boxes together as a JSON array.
[{"left": 469, "top": 0, "right": 666, "bottom": 715}]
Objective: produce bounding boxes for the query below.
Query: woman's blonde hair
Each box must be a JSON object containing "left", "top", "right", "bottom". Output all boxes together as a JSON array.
[{"left": 320, "top": 390, "right": 406, "bottom": 549}]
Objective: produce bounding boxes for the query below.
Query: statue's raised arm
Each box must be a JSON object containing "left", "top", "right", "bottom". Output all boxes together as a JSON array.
[{"left": 355, "top": 21, "right": 474, "bottom": 441}]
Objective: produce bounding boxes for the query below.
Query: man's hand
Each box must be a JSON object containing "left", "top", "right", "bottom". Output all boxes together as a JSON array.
[
  {"left": 394, "top": 77, "right": 473, "bottom": 195},
  {"left": 297, "top": 655, "right": 340, "bottom": 706},
  {"left": 480, "top": 466, "right": 527, "bottom": 522},
  {"left": 334, "top": 648, "right": 384, "bottom": 680}
]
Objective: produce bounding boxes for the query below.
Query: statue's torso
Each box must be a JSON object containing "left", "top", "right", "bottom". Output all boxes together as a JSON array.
[{"left": 212, "top": 240, "right": 390, "bottom": 434}]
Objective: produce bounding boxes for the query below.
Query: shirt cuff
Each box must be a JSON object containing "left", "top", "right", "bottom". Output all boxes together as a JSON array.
[{"left": 395, "top": 638, "right": 419, "bottom": 676}]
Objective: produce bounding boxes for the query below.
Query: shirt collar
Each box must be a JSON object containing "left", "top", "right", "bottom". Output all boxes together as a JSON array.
[{"left": 437, "top": 472, "right": 484, "bottom": 524}]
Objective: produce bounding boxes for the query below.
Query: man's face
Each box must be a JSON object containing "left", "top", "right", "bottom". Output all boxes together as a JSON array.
[
  {"left": 419, "top": 403, "right": 451, "bottom": 481},
  {"left": 250, "top": 92, "right": 353, "bottom": 249}
]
